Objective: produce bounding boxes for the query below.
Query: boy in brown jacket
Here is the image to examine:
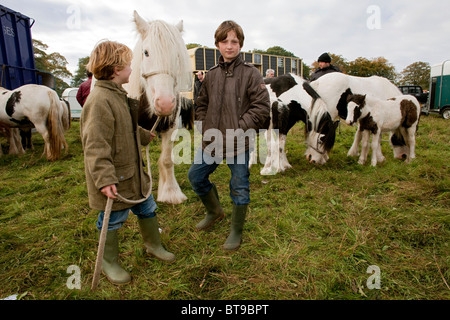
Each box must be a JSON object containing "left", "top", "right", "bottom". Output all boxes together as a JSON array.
[
  {"left": 188, "top": 21, "right": 270, "bottom": 251},
  {"left": 81, "top": 40, "right": 175, "bottom": 285}
]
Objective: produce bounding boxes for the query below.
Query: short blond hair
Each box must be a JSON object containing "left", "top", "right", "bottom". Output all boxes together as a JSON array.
[{"left": 86, "top": 40, "right": 133, "bottom": 80}]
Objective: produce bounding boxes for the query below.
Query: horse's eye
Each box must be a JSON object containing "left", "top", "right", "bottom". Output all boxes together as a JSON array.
[{"left": 144, "top": 50, "right": 149, "bottom": 57}]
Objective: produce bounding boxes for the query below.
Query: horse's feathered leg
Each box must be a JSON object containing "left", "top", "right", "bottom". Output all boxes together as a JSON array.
[{"left": 157, "top": 127, "right": 187, "bottom": 204}]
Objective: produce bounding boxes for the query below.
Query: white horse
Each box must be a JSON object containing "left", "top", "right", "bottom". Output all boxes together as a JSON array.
[
  {"left": 306, "top": 72, "right": 402, "bottom": 164},
  {"left": 0, "top": 85, "right": 70, "bottom": 161},
  {"left": 125, "top": 11, "right": 193, "bottom": 204},
  {"left": 345, "top": 94, "right": 420, "bottom": 166},
  {"left": 251, "top": 73, "right": 332, "bottom": 175}
]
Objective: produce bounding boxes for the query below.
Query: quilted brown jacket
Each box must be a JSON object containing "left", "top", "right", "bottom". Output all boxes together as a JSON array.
[
  {"left": 196, "top": 55, "right": 270, "bottom": 157},
  {"left": 80, "top": 80, "right": 152, "bottom": 211}
]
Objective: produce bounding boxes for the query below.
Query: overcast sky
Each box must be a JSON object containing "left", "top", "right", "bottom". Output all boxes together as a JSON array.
[{"left": 3, "top": 0, "right": 449, "bottom": 78}]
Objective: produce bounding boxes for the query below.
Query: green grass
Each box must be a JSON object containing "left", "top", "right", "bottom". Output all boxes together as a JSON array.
[{"left": 0, "top": 115, "right": 449, "bottom": 300}]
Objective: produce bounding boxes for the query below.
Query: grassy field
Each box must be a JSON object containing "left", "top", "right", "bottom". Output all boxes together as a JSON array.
[{"left": 0, "top": 114, "right": 448, "bottom": 301}]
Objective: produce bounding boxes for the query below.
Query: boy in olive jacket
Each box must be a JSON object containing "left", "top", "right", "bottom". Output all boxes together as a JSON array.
[
  {"left": 188, "top": 21, "right": 270, "bottom": 251},
  {"left": 81, "top": 40, "right": 175, "bottom": 285}
]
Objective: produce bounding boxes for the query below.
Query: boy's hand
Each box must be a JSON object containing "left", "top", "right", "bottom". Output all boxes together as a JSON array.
[
  {"left": 101, "top": 185, "right": 118, "bottom": 199},
  {"left": 149, "top": 132, "right": 156, "bottom": 143}
]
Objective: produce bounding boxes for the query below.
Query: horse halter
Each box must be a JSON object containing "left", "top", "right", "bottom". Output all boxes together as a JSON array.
[
  {"left": 141, "top": 70, "right": 178, "bottom": 87},
  {"left": 307, "top": 134, "right": 327, "bottom": 156}
]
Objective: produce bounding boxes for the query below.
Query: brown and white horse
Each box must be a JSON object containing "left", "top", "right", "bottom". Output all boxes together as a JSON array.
[
  {"left": 0, "top": 85, "right": 70, "bottom": 161},
  {"left": 306, "top": 72, "right": 403, "bottom": 164},
  {"left": 345, "top": 94, "right": 420, "bottom": 166}
]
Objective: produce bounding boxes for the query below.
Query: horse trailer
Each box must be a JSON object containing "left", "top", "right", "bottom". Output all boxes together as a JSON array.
[
  {"left": 425, "top": 60, "right": 450, "bottom": 119},
  {"left": 188, "top": 47, "right": 303, "bottom": 78},
  {"left": 0, "top": 5, "right": 54, "bottom": 90},
  {"left": 62, "top": 88, "right": 83, "bottom": 119}
]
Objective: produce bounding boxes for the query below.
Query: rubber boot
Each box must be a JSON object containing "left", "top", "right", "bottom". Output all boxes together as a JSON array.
[
  {"left": 138, "top": 217, "right": 176, "bottom": 262},
  {"left": 223, "top": 204, "right": 248, "bottom": 251},
  {"left": 102, "top": 230, "right": 131, "bottom": 285},
  {"left": 196, "top": 184, "right": 225, "bottom": 231}
]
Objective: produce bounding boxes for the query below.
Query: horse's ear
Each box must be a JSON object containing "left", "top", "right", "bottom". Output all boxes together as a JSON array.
[
  {"left": 134, "top": 10, "right": 149, "bottom": 36},
  {"left": 176, "top": 20, "right": 184, "bottom": 33}
]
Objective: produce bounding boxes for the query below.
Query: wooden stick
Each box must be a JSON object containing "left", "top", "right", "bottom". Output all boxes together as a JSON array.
[{"left": 91, "top": 197, "right": 113, "bottom": 290}]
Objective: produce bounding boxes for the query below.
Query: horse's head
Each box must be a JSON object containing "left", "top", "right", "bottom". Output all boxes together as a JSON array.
[
  {"left": 130, "top": 11, "right": 192, "bottom": 117},
  {"left": 305, "top": 99, "right": 338, "bottom": 165},
  {"left": 390, "top": 130, "right": 410, "bottom": 160},
  {"left": 345, "top": 94, "right": 366, "bottom": 126}
]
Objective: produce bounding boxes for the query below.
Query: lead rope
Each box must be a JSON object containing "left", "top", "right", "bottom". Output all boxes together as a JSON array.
[{"left": 91, "top": 116, "right": 162, "bottom": 290}]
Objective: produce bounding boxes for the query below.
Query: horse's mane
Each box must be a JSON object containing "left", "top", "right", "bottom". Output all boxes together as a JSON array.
[{"left": 127, "top": 19, "right": 192, "bottom": 100}]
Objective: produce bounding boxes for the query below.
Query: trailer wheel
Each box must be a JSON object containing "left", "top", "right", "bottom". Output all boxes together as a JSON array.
[{"left": 442, "top": 107, "right": 450, "bottom": 120}]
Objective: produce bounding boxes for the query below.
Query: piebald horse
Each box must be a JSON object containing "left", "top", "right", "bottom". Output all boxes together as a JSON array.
[
  {"left": 306, "top": 72, "right": 403, "bottom": 164},
  {"left": 345, "top": 94, "right": 420, "bottom": 166},
  {"left": 0, "top": 85, "right": 71, "bottom": 161},
  {"left": 251, "top": 73, "right": 333, "bottom": 175}
]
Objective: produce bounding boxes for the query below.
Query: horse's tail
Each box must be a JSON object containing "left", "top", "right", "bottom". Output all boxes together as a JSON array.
[
  {"left": 46, "top": 90, "right": 68, "bottom": 161},
  {"left": 60, "top": 99, "right": 71, "bottom": 131}
]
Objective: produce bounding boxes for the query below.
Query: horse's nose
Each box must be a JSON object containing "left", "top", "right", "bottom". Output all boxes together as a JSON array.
[
  {"left": 307, "top": 154, "right": 312, "bottom": 161},
  {"left": 402, "top": 154, "right": 407, "bottom": 160},
  {"left": 155, "top": 96, "right": 176, "bottom": 116}
]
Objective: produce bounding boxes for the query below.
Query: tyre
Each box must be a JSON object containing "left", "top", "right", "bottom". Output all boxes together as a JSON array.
[{"left": 442, "top": 107, "right": 450, "bottom": 120}]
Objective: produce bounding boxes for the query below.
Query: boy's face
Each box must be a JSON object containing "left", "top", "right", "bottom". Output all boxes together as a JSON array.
[
  {"left": 112, "top": 63, "right": 132, "bottom": 85},
  {"left": 216, "top": 30, "right": 241, "bottom": 63}
]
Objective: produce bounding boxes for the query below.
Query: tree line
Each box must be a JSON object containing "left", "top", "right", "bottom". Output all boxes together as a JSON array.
[{"left": 34, "top": 40, "right": 432, "bottom": 95}]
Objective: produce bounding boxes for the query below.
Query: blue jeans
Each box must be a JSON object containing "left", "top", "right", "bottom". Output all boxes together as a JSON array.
[
  {"left": 188, "top": 149, "right": 250, "bottom": 206},
  {"left": 96, "top": 195, "right": 158, "bottom": 231}
]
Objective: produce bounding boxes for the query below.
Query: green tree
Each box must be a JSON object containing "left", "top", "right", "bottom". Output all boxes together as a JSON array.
[
  {"left": 71, "top": 56, "right": 90, "bottom": 87},
  {"left": 186, "top": 43, "right": 203, "bottom": 50},
  {"left": 33, "top": 39, "right": 72, "bottom": 96},
  {"left": 346, "top": 57, "right": 398, "bottom": 81},
  {"left": 253, "top": 46, "right": 297, "bottom": 58},
  {"left": 400, "top": 61, "right": 430, "bottom": 90}
]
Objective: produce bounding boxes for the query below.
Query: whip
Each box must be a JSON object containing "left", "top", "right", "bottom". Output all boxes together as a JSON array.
[{"left": 91, "top": 117, "right": 162, "bottom": 290}]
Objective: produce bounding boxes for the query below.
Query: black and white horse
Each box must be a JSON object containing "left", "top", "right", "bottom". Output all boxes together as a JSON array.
[
  {"left": 345, "top": 94, "right": 420, "bottom": 166},
  {"left": 251, "top": 73, "right": 335, "bottom": 175},
  {"left": 306, "top": 72, "right": 403, "bottom": 164},
  {"left": 0, "top": 85, "right": 71, "bottom": 161}
]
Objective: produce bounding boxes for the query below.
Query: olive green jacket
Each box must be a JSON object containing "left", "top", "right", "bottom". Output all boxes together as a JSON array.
[{"left": 80, "top": 80, "right": 152, "bottom": 211}]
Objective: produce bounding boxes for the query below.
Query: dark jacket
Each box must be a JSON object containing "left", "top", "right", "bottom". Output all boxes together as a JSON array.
[
  {"left": 310, "top": 65, "right": 341, "bottom": 81},
  {"left": 80, "top": 80, "right": 152, "bottom": 211},
  {"left": 196, "top": 55, "right": 270, "bottom": 157}
]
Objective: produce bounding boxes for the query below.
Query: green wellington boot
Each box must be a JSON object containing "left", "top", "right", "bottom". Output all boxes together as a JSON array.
[
  {"left": 138, "top": 217, "right": 176, "bottom": 262},
  {"left": 102, "top": 230, "right": 132, "bottom": 285},
  {"left": 223, "top": 204, "right": 248, "bottom": 251},
  {"left": 196, "top": 184, "right": 225, "bottom": 231}
]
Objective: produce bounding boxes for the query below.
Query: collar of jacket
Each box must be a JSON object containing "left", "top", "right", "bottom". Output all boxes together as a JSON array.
[
  {"left": 94, "top": 80, "right": 129, "bottom": 96},
  {"left": 218, "top": 54, "right": 243, "bottom": 77}
]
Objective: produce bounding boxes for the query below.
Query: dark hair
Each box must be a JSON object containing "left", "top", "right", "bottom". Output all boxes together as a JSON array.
[{"left": 214, "top": 20, "right": 244, "bottom": 48}]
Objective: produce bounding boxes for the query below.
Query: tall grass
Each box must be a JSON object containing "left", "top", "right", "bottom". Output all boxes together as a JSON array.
[{"left": 0, "top": 115, "right": 448, "bottom": 300}]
